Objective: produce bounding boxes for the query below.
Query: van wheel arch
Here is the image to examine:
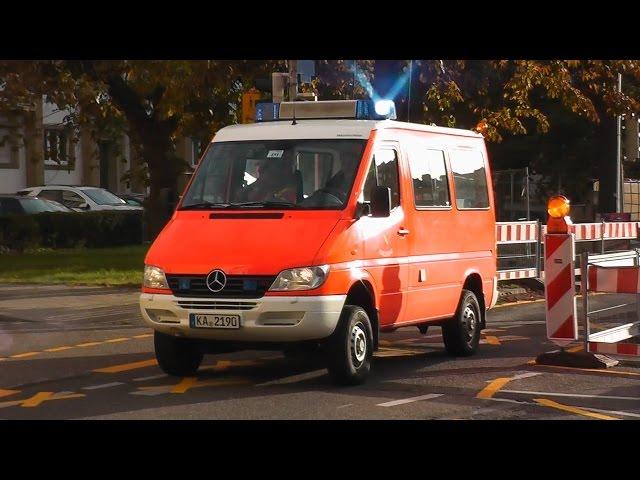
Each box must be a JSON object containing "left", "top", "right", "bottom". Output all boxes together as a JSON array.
[
  {"left": 344, "top": 281, "right": 379, "bottom": 350},
  {"left": 463, "top": 273, "right": 485, "bottom": 329}
]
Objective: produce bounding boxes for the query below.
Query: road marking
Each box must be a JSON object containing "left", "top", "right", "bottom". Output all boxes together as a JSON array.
[
  {"left": 255, "top": 370, "right": 326, "bottom": 386},
  {"left": 534, "top": 398, "right": 620, "bottom": 420},
  {"left": 82, "top": 382, "right": 125, "bottom": 390},
  {"left": 566, "top": 345, "right": 583, "bottom": 353},
  {"left": 484, "top": 336, "right": 501, "bottom": 345},
  {"left": 531, "top": 363, "right": 640, "bottom": 377},
  {"left": 20, "top": 391, "right": 85, "bottom": 408},
  {"left": 44, "top": 346, "right": 73, "bottom": 352},
  {"left": 93, "top": 359, "right": 157, "bottom": 373},
  {"left": 510, "top": 372, "right": 542, "bottom": 381},
  {"left": 583, "top": 406, "right": 640, "bottom": 418},
  {"left": 134, "top": 377, "right": 250, "bottom": 395},
  {"left": 493, "top": 298, "right": 546, "bottom": 308},
  {"left": 477, "top": 378, "right": 513, "bottom": 399},
  {"left": 377, "top": 393, "right": 443, "bottom": 407},
  {"left": 337, "top": 404, "right": 353, "bottom": 409},
  {"left": 0, "top": 389, "right": 20, "bottom": 399},
  {"left": 171, "top": 377, "right": 198, "bottom": 394},
  {"left": 104, "top": 337, "right": 129, "bottom": 343},
  {"left": 201, "top": 359, "right": 263, "bottom": 371},
  {"left": 502, "top": 389, "right": 640, "bottom": 401},
  {"left": 76, "top": 342, "right": 102, "bottom": 348},
  {"left": 10, "top": 351, "right": 39, "bottom": 359},
  {"left": 374, "top": 347, "right": 426, "bottom": 357},
  {"left": 133, "top": 374, "right": 167, "bottom": 382},
  {"left": 132, "top": 334, "right": 153, "bottom": 339}
]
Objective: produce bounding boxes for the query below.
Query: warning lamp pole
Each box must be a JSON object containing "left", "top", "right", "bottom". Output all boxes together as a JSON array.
[
  {"left": 288, "top": 60, "right": 298, "bottom": 102},
  {"left": 616, "top": 73, "right": 623, "bottom": 213}
]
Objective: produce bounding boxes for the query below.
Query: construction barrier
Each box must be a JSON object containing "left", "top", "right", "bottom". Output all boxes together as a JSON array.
[
  {"left": 497, "top": 220, "right": 640, "bottom": 282},
  {"left": 544, "top": 233, "right": 577, "bottom": 346},
  {"left": 581, "top": 250, "right": 640, "bottom": 358}
]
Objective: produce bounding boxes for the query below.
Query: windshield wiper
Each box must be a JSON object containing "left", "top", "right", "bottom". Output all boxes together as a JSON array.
[
  {"left": 230, "top": 201, "right": 296, "bottom": 209},
  {"left": 179, "top": 202, "right": 232, "bottom": 210}
]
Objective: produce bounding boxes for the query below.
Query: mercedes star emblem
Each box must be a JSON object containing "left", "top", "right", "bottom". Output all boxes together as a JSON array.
[{"left": 206, "top": 269, "right": 227, "bottom": 293}]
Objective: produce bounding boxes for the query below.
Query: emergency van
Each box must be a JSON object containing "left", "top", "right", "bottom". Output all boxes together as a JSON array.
[{"left": 140, "top": 99, "right": 497, "bottom": 385}]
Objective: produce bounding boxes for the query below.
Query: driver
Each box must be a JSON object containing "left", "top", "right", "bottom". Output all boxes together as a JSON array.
[
  {"left": 322, "top": 152, "right": 361, "bottom": 201},
  {"left": 243, "top": 150, "right": 298, "bottom": 203}
]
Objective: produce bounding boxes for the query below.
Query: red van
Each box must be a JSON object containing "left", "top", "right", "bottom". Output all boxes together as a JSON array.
[{"left": 140, "top": 100, "right": 497, "bottom": 385}]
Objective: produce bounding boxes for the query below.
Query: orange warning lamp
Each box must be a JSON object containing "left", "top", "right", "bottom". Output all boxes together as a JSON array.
[{"left": 547, "top": 195, "right": 572, "bottom": 233}]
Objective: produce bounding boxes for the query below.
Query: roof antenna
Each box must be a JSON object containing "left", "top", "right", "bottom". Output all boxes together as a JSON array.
[{"left": 291, "top": 103, "right": 297, "bottom": 125}]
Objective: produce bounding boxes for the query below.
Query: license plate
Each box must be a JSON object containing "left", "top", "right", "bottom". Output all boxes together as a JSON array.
[{"left": 189, "top": 313, "right": 240, "bottom": 329}]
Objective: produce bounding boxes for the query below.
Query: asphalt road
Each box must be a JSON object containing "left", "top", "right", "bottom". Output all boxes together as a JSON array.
[{"left": 1, "top": 284, "right": 639, "bottom": 420}]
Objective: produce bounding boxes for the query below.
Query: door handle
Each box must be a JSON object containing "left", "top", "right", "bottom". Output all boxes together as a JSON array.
[{"left": 397, "top": 228, "right": 410, "bottom": 236}]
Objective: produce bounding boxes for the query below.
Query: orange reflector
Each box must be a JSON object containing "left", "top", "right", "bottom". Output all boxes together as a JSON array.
[{"left": 548, "top": 195, "right": 570, "bottom": 219}]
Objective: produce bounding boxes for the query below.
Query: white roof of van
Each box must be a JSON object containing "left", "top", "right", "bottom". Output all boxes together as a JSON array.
[{"left": 212, "top": 119, "right": 483, "bottom": 142}]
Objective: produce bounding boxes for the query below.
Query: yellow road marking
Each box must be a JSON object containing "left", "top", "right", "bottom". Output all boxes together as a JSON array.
[
  {"left": 534, "top": 398, "right": 620, "bottom": 420},
  {"left": 10, "top": 351, "right": 40, "bottom": 359},
  {"left": 0, "top": 389, "right": 20, "bottom": 399},
  {"left": 484, "top": 335, "right": 501, "bottom": 345},
  {"left": 93, "top": 359, "right": 157, "bottom": 373},
  {"left": 104, "top": 337, "right": 129, "bottom": 343},
  {"left": 76, "top": 342, "right": 102, "bottom": 348},
  {"left": 44, "top": 346, "right": 73, "bottom": 352},
  {"left": 21, "top": 392, "right": 55, "bottom": 407},
  {"left": 492, "top": 298, "right": 545, "bottom": 308},
  {"left": 477, "top": 377, "right": 513, "bottom": 399},
  {"left": 531, "top": 363, "right": 640, "bottom": 377},
  {"left": 171, "top": 377, "right": 198, "bottom": 394},
  {"left": 566, "top": 345, "right": 583, "bottom": 353},
  {"left": 201, "top": 359, "right": 262, "bottom": 371},
  {"left": 133, "top": 334, "right": 153, "bottom": 339}
]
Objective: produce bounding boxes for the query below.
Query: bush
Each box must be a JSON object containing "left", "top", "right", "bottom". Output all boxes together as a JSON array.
[{"left": 0, "top": 211, "right": 142, "bottom": 251}]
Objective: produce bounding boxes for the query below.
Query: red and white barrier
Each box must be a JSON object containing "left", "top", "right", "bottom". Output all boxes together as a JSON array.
[
  {"left": 496, "top": 222, "right": 538, "bottom": 243},
  {"left": 496, "top": 269, "right": 537, "bottom": 281},
  {"left": 544, "top": 233, "right": 577, "bottom": 346},
  {"left": 587, "top": 265, "right": 640, "bottom": 294},
  {"left": 588, "top": 341, "right": 640, "bottom": 357},
  {"left": 498, "top": 221, "right": 639, "bottom": 244}
]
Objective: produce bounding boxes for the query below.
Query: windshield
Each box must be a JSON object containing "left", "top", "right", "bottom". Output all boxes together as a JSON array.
[
  {"left": 180, "top": 139, "right": 367, "bottom": 210},
  {"left": 82, "top": 188, "right": 127, "bottom": 205},
  {"left": 19, "top": 198, "right": 58, "bottom": 214}
]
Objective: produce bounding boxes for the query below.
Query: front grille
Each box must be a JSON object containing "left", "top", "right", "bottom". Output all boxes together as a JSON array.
[
  {"left": 166, "top": 274, "right": 276, "bottom": 298},
  {"left": 176, "top": 300, "right": 258, "bottom": 311}
]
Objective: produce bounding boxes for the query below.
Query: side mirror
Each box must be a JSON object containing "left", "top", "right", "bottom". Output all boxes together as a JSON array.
[
  {"left": 79, "top": 202, "right": 90, "bottom": 210},
  {"left": 370, "top": 186, "right": 391, "bottom": 218},
  {"left": 355, "top": 202, "right": 371, "bottom": 219}
]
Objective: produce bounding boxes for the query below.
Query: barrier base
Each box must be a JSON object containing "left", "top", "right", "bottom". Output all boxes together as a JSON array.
[{"left": 535, "top": 350, "right": 619, "bottom": 368}]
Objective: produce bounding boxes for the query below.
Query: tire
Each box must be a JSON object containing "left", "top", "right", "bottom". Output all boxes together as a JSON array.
[
  {"left": 326, "top": 305, "right": 373, "bottom": 386},
  {"left": 154, "top": 331, "right": 203, "bottom": 376},
  {"left": 442, "top": 289, "right": 482, "bottom": 357}
]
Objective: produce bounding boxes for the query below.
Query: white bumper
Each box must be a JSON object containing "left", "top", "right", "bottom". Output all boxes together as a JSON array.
[{"left": 139, "top": 293, "right": 347, "bottom": 342}]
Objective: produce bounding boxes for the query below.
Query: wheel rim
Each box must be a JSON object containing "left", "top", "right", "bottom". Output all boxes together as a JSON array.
[
  {"left": 351, "top": 323, "right": 367, "bottom": 366},
  {"left": 462, "top": 304, "right": 478, "bottom": 343}
]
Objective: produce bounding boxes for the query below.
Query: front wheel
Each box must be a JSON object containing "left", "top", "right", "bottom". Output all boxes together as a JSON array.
[
  {"left": 442, "top": 289, "right": 481, "bottom": 356},
  {"left": 326, "top": 305, "right": 373, "bottom": 386},
  {"left": 154, "top": 331, "right": 203, "bottom": 376}
]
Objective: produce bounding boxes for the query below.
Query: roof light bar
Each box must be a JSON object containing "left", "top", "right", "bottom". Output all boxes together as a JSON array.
[{"left": 254, "top": 99, "right": 396, "bottom": 122}]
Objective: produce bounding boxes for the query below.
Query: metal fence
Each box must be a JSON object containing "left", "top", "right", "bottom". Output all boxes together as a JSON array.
[{"left": 497, "top": 220, "right": 640, "bottom": 281}]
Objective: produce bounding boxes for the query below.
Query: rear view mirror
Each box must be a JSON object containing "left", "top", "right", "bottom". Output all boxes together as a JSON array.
[
  {"left": 79, "top": 202, "right": 90, "bottom": 210},
  {"left": 370, "top": 186, "right": 391, "bottom": 218}
]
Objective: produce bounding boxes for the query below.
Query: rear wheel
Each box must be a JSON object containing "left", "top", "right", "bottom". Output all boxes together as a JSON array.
[
  {"left": 442, "top": 289, "right": 481, "bottom": 356},
  {"left": 154, "top": 331, "right": 203, "bottom": 376},
  {"left": 326, "top": 305, "right": 373, "bottom": 386}
]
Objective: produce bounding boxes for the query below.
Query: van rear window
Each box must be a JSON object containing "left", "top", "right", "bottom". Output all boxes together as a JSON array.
[
  {"left": 408, "top": 149, "right": 450, "bottom": 208},
  {"left": 449, "top": 149, "right": 489, "bottom": 209}
]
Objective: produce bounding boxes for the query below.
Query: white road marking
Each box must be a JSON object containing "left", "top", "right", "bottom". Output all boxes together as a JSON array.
[
  {"left": 133, "top": 374, "right": 167, "bottom": 382},
  {"left": 82, "top": 382, "right": 125, "bottom": 390},
  {"left": 501, "top": 390, "right": 640, "bottom": 401},
  {"left": 255, "top": 370, "right": 326, "bottom": 386},
  {"left": 511, "top": 372, "right": 543, "bottom": 381},
  {"left": 337, "top": 404, "right": 353, "bottom": 409},
  {"left": 130, "top": 389, "right": 167, "bottom": 397},
  {"left": 583, "top": 407, "right": 640, "bottom": 418},
  {"left": 377, "top": 393, "right": 443, "bottom": 407}
]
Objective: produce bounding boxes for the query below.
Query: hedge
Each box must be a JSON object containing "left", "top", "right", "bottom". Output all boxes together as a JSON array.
[{"left": 0, "top": 211, "right": 143, "bottom": 251}]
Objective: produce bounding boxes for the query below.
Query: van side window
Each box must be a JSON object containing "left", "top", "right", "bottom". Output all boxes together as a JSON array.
[
  {"left": 363, "top": 149, "right": 400, "bottom": 209},
  {"left": 449, "top": 149, "right": 489, "bottom": 209},
  {"left": 408, "top": 149, "right": 450, "bottom": 207}
]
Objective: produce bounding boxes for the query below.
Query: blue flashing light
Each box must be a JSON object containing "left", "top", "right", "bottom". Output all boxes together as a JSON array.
[
  {"left": 254, "top": 99, "right": 397, "bottom": 122},
  {"left": 374, "top": 99, "right": 396, "bottom": 118}
]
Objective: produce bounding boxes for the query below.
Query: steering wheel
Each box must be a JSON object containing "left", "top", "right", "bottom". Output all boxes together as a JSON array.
[{"left": 317, "top": 187, "right": 344, "bottom": 205}]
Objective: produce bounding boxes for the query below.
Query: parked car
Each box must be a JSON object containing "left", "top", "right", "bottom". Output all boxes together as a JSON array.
[
  {"left": 0, "top": 195, "right": 72, "bottom": 215},
  {"left": 117, "top": 193, "right": 146, "bottom": 208},
  {"left": 17, "top": 186, "right": 143, "bottom": 212}
]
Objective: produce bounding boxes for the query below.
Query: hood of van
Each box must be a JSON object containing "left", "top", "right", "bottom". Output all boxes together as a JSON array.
[{"left": 146, "top": 212, "right": 341, "bottom": 275}]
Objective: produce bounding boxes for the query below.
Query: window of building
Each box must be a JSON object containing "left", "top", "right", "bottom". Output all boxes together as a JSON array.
[
  {"left": 44, "top": 127, "right": 75, "bottom": 169},
  {"left": 0, "top": 126, "right": 19, "bottom": 169},
  {"left": 362, "top": 149, "right": 401, "bottom": 209},
  {"left": 449, "top": 149, "right": 489, "bottom": 209},
  {"left": 408, "top": 149, "right": 450, "bottom": 207}
]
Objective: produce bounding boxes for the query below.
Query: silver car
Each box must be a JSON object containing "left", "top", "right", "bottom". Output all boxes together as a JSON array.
[{"left": 17, "top": 186, "right": 143, "bottom": 212}]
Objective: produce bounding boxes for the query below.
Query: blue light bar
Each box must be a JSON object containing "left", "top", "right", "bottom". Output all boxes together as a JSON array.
[{"left": 254, "top": 100, "right": 396, "bottom": 122}]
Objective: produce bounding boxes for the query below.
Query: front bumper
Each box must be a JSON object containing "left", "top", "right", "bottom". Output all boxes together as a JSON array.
[{"left": 139, "top": 293, "right": 347, "bottom": 342}]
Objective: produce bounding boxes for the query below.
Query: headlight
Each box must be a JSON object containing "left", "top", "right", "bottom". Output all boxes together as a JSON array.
[
  {"left": 269, "top": 265, "right": 330, "bottom": 291},
  {"left": 144, "top": 265, "right": 169, "bottom": 289}
]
